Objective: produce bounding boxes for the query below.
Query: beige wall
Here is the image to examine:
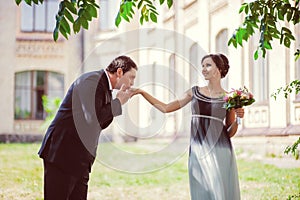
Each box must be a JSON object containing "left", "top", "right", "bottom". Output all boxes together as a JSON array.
[
  {"left": 1, "top": 0, "right": 299, "bottom": 137},
  {"left": 0, "top": 2, "right": 82, "bottom": 135},
  {"left": 0, "top": 1, "right": 16, "bottom": 133}
]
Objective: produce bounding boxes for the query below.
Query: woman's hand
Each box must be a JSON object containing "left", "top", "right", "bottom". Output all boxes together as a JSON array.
[
  {"left": 128, "top": 88, "right": 143, "bottom": 97},
  {"left": 234, "top": 108, "right": 244, "bottom": 118}
]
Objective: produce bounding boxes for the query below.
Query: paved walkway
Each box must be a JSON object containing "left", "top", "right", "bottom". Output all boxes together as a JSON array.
[{"left": 232, "top": 135, "right": 300, "bottom": 168}]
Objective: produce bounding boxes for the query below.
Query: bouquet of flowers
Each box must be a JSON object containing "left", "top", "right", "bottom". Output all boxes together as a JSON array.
[{"left": 223, "top": 86, "right": 255, "bottom": 124}]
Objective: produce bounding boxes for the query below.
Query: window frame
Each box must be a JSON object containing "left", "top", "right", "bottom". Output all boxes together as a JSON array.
[
  {"left": 98, "top": 0, "right": 119, "bottom": 31},
  {"left": 249, "top": 33, "right": 269, "bottom": 104},
  {"left": 20, "top": 0, "right": 58, "bottom": 33},
  {"left": 14, "top": 70, "right": 64, "bottom": 120}
]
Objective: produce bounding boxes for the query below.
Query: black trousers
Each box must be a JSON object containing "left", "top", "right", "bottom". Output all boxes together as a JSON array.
[{"left": 43, "top": 160, "right": 90, "bottom": 200}]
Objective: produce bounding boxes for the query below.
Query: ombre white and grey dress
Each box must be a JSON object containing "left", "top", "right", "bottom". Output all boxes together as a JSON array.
[{"left": 188, "top": 86, "right": 240, "bottom": 200}]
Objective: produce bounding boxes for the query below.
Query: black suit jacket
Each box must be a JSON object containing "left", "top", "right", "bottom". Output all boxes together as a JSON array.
[{"left": 38, "top": 69, "right": 121, "bottom": 176}]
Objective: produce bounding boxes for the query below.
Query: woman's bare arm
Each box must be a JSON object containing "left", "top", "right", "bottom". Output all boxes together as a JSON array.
[
  {"left": 134, "top": 88, "right": 193, "bottom": 113},
  {"left": 226, "top": 108, "right": 244, "bottom": 137}
]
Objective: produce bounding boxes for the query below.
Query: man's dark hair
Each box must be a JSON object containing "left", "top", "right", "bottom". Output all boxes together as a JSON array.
[{"left": 106, "top": 55, "right": 138, "bottom": 74}]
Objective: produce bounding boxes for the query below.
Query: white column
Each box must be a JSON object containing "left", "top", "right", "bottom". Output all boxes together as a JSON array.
[{"left": 0, "top": 2, "right": 16, "bottom": 133}]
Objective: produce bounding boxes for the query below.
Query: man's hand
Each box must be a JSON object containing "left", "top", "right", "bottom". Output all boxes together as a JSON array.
[{"left": 116, "top": 84, "right": 132, "bottom": 105}]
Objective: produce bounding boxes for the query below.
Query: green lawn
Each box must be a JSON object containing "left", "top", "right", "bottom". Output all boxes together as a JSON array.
[{"left": 0, "top": 143, "right": 299, "bottom": 200}]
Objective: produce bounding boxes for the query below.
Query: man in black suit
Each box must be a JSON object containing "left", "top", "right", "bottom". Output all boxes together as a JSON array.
[{"left": 38, "top": 55, "right": 138, "bottom": 200}]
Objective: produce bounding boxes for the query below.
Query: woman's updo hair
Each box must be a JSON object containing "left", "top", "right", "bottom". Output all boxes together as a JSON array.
[{"left": 201, "top": 53, "right": 230, "bottom": 78}]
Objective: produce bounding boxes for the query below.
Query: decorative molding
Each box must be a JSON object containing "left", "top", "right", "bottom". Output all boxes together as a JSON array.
[
  {"left": 16, "top": 40, "right": 64, "bottom": 58},
  {"left": 239, "top": 125, "right": 300, "bottom": 136},
  {"left": 209, "top": 0, "right": 228, "bottom": 14},
  {"left": 14, "top": 120, "right": 44, "bottom": 134},
  {"left": 183, "top": 0, "right": 197, "bottom": 10},
  {"left": 294, "top": 106, "right": 300, "bottom": 123},
  {"left": 245, "top": 105, "right": 269, "bottom": 128}
]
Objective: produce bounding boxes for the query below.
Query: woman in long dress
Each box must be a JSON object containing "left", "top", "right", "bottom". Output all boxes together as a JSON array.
[{"left": 133, "top": 53, "right": 244, "bottom": 200}]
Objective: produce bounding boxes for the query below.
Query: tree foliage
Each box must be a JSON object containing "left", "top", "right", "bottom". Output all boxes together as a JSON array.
[
  {"left": 231, "top": 1, "right": 300, "bottom": 165},
  {"left": 15, "top": 0, "right": 173, "bottom": 41},
  {"left": 228, "top": 0, "right": 300, "bottom": 60},
  {"left": 40, "top": 95, "right": 61, "bottom": 131},
  {"left": 230, "top": 0, "right": 300, "bottom": 108},
  {"left": 271, "top": 79, "right": 300, "bottom": 99},
  {"left": 284, "top": 136, "right": 300, "bottom": 160}
]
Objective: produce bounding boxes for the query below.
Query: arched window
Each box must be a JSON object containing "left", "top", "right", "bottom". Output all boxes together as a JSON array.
[
  {"left": 14, "top": 70, "right": 64, "bottom": 120},
  {"left": 21, "top": 0, "right": 58, "bottom": 32},
  {"left": 215, "top": 29, "right": 229, "bottom": 90}
]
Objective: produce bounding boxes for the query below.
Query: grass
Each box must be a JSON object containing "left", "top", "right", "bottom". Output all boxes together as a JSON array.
[
  {"left": 0, "top": 143, "right": 43, "bottom": 200},
  {"left": 0, "top": 143, "right": 299, "bottom": 200}
]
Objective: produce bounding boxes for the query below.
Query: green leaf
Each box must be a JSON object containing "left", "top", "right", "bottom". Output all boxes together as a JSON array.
[
  {"left": 286, "top": 33, "right": 295, "bottom": 40},
  {"left": 125, "top": 1, "right": 133, "bottom": 15},
  {"left": 294, "top": 49, "right": 300, "bottom": 61},
  {"left": 64, "top": 0, "right": 77, "bottom": 15},
  {"left": 149, "top": 8, "right": 159, "bottom": 15},
  {"left": 121, "top": 13, "right": 130, "bottom": 22},
  {"left": 59, "top": 25, "right": 68, "bottom": 39},
  {"left": 53, "top": 27, "right": 59, "bottom": 41},
  {"left": 87, "top": 4, "right": 98, "bottom": 18},
  {"left": 78, "top": 8, "right": 84, "bottom": 17},
  {"left": 144, "top": 0, "right": 152, "bottom": 4},
  {"left": 245, "top": 4, "right": 249, "bottom": 15},
  {"left": 167, "top": 0, "right": 173, "bottom": 8},
  {"left": 64, "top": 9, "right": 74, "bottom": 23},
  {"left": 228, "top": 37, "right": 237, "bottom": 48},
  {"left": 24, "top": 0, "right": 32, "bottom": 5},
  {"left": 150, "top": 12, "right": 157, "bottom": 23},
  {"left": 254, "top": 49, "right": 259, "bottom": 60},
  {"left": 286, "top": 10, "right": 293, "bottom": 22},
  {"left": 292, "top": 11, "right": 300, "bottom": 24},
  {"left": 159, "top": 0, "right": 165, "bottom": 5},
  {"left": 138, "top": 0, "right": 144, "bottom": 9},
  {"left": 73, "top": 19, "right": 81, "bottom": 33},
  {"left": 282, "top": 27, "right": 292, "bottom": 35},
  {"left": 86, "top": 0, "right": 96, "bottom": 3},
  {"left": 263, "top": 41, "right": 272, "bottom": 50},
  {"left": 142, "top": 5, "right": 149, "bottom": 18},
  {"left": 15, "top": 0, "right": 22, "bottom": 5},
  {"left": 92, "top": 2, "right": 99, "bottom": 9},
  {"left": 239, "top": 3, "right": 247, "bottom": 14},
  {"left": 60, "top": 17, "right": 71, "bottom": 34},
  {"left": 83, "top": 10, "right": 92, "bottom": 21},
  {"left": 227, "top": 38, "right": 232, "bottom": 46},
  {"left": 284, "top": 37, "right": 291, "bottom": 48},
  {"left": 80, "top": 17, "right": 89, "bottom": 29},
  {"left": 280, "top": 33, "right": 284, "bottom": 44},
  {"left": 147, "top": 3, "right": 156, "bottom": 10},
  {"left": 236, "top": 28, "right": 247, "bottom": 46},
  {"left": 140, "top": 15, "right": 144, "bottom": 25},
  {"left": 55, "top": 14, "right": 62, "bottom": 22},
  {"left": 115, "top": 12, "right": 122, "bottom": 27},
  {"left": 278, "top": 9, "right": 284, "bottom": 20},
  {"left": 32, "top": 0, "right": 39, "bottom": 4},
  {"left": 261, "top": 48, "right": 266, "bottom": 58}
]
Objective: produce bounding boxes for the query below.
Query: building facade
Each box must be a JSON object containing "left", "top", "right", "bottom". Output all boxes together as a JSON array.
[
  {"left": 0, "top": 0, "right": 299, "bottom": 141},
  {"left": 0, "top": 1, "right": 83, "bottom": 139}
]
